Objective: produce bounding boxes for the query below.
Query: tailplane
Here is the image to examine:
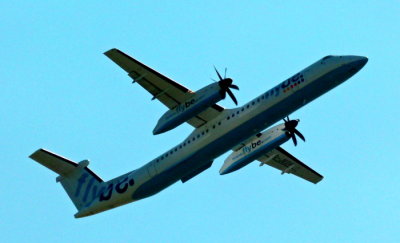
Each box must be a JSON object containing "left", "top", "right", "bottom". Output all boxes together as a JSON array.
[{"left": 29, "top": 149, "right": 104, "bottom": 211}]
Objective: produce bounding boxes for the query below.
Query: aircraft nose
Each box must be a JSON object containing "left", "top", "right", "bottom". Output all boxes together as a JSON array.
[
  {"left": 349, "top": 56, "right": 368, "bottom": 70},
  {"left": 354, "top": 56, "right": 368, "bottom": 68},
  {"left": 341, "top": 56, "right": 368, "bottom": 74}
]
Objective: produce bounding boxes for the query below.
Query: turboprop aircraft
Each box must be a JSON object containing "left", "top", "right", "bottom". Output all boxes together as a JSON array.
[{"left": 29, "top": 49, "right": 368, "bottom": 218}]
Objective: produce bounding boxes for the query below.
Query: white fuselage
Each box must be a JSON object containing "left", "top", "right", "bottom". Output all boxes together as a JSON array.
[{"left": 75, "top": 55, "right": 367, "bottom": 218}]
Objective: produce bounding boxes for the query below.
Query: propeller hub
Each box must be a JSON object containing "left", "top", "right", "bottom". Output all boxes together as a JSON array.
[
  {"left": 284, "top": 119, "right": 299, "bottom": 131},
  {"left": 218, "top": 78, "right": 233, "bottom": 88},
  {"left": 214, "top": 67, "right": 239, "bottom": 105},
  {"left": 282, "top": 117, "right": 305, "bottom": 146}
]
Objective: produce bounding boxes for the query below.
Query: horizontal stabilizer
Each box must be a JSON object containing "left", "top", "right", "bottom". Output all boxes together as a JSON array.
[{"left": 29, "top": 149, "right": 103, "bottom": 182}]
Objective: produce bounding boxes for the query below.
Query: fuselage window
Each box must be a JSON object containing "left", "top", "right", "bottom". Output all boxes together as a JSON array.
[
  {"left": 252, "top": 101, "right": 255, "bottom": 105},
  {"left": 212, "top": 125, "right": 216, "bottom": 129},
  {"left": 246, "top": 104, "right": 250, "bottom": 109},
  {"left": 197, "top": 134, "right": 200, "bottom": 138},
  {"left": 206, "top": 129, "right": 209, "bottom": 133},
  {"left": 241, "top": 108, "right": 244, "bottom": 112},
  {"left": 236, "top": 111, "right": 239, "bottom": 115},
  {"left": 218, "top": 122, "right": 221, "bottom": 125}
]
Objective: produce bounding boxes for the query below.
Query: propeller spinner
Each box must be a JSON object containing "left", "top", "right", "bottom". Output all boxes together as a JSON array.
[
  {"left": 214, "top": 67, "right": 239, "bottom": 105},
  {"left": 283, "top": 116, "right": 306, "bottom": 146}
]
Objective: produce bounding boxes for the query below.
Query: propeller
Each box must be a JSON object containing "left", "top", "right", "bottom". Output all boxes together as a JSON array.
[
  {"left": 283, "top": 116, "right": 305, "bottom": 146},
  {"left": 214, "top": 66, "right": 239, "bottom": 105}
]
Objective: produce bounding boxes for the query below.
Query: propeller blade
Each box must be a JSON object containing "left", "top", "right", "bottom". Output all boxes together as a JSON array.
[
  {"left": 294, "top": 129, "right": 306, "bottom": 142},
  {"left": 291, "top": 132, "right": 297, "bottom": 146},
  {"left": 229, "top": 84, "right": 239, "bottom": 90},
  {"left": 214, "top": 66, "right": 223, "bottom": 81},
  {"left": 224, "top": 67, "right": 227, "bottom": 79},
  {"left": 226, "top": 88, "right": 238, "bottom": 105}
]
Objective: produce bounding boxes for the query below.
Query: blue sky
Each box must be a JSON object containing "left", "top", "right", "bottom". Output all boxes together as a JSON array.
[{"left": 1, "top": 1, "right": 399, "bottom": 242}]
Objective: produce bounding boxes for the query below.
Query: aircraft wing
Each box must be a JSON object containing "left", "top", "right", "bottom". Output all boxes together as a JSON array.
[
  {"left": 104, "top": 48, "right": 224, "bottom": 128},
  {"left": 257, "top": 147, "right": 323, "bottom": 184}
]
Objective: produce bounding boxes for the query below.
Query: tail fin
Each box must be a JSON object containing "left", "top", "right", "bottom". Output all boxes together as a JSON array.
[{"left": 29, "top": 149, "right": 104, "bottom": 211}]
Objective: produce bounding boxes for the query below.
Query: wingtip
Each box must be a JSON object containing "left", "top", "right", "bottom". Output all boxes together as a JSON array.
[
  {"left": 104, "top": 48, "right": 117, "bottom": 55},
  {"left": 29, "top": 148, "right": 44, "bottom": 159}
]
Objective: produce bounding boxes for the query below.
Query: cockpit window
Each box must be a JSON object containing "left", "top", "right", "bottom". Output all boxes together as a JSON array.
[{"left": 322, "top": 55, "right": 333, "bottom": 60}]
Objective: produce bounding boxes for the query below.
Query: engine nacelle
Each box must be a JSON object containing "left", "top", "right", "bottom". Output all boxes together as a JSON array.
[
  {"left": 219, "top": 123, "right": 290, "bottom": 175},
  {"left": 153, "top": 82, "right": 223, "bottom": 135}
]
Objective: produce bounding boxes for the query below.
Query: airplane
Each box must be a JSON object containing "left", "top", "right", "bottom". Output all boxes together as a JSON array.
[{"left": 29, "top": 49, "right": 368, "bottom": 218}]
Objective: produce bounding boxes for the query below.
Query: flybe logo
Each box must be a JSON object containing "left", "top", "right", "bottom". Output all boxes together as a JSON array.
[
  {"left": 176, "top": 99, "right": 196, "bottom": 113},
  {"left": 74, "top": 173, "right": 135, "bottom": 207},
  {"left": 282, "top": 73, "right": 305, "bottom": 93},
  {"left": 264, "top": 73, "right": 305, "bottom": 99},
  {"left": 242, "top": 140, "right": 263, "bottom": 154}
]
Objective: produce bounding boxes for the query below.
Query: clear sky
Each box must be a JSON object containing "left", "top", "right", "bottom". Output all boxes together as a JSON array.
[{"left": 1, "top": 1, "right": 399, "bottom": 242}]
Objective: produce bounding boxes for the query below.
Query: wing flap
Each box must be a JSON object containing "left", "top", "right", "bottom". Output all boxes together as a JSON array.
[{"left": 257, "top": 147, "right": 323, "bottom": 184}]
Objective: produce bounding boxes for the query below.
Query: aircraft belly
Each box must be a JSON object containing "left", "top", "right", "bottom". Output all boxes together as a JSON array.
[{"left": 132, "top": 63, "right": 356, "bottom": 201}]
